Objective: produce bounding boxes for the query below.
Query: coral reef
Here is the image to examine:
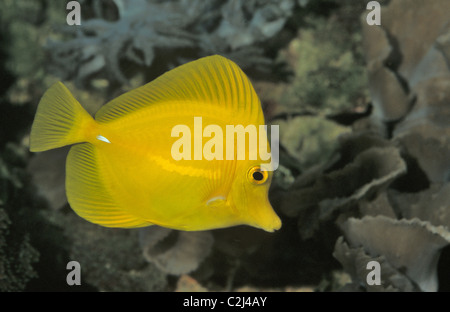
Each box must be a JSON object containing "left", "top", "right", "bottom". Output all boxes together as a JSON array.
[
  {"left": 329, "top": 0, "right": 450, "bottom": 291},
  {"left": 0, "top": 13, "right": 40, "bottom": 290},
  {"left": 47, "top": 0, "right": 296, "bottom": 87},
  {"left": 281, "top": 136, "right": 407, "bottom": 239},
  {"left": 335, "top": 214, "right": 450, "bottom": 292},
  {"left": 2, "top": 0, "right": 450, "bottom": 292},
  {"left": 139, "top": 226, "right": 213, "bottom": 275},
  {"left": 278, "top": 16, "right": 368, "bottom": 115},
  {"left": 0, "top": 207, "right": 38, "bottom": 291},
  {"left": 46, "top": 210, "right": 168, "bottom": 291},
  {"left": 265, "top": 0, "right": 450, "bottom": 292}
]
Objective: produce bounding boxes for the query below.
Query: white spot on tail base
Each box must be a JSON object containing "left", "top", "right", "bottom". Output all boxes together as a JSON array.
[{"left": 97, "top": 135, "right": 111, "bottom": 143}]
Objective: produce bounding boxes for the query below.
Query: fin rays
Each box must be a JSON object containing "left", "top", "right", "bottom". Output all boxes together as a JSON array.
[
  {"left": 66, "top": 143, "right": 153, "bottom": 228},
  {"left": 95, "top": 55, "right": 263, "bottom": 124},
  {"left": 30, "top": 82, "right": 95, "bottom": 152}
]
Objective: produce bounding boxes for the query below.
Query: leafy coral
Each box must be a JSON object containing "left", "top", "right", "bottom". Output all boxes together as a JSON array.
[{"left": 329, "top": 0, "right": 450, "bottom": 291}]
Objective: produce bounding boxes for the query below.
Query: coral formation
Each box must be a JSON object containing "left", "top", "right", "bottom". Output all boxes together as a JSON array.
[
  {"left": 0, "top": 208, "right": 38, "bottom": 291},
  {"left": 2, "top": 0, "right": 450, "bottom": 292},
  {"left": 47, "top": 0, "right": 296, "bottom": 87},
  {"left": 335, "top": 216, "right": 450, "bottom": 292},
  {"left": 50, "top": 211, "right": 168, "bottom": 291},
  {"left": 139, "top": 226, "right": 214, "bottom": 275},
  {"left": 330, "top": 0, "right": 450, "bottom": 291}
]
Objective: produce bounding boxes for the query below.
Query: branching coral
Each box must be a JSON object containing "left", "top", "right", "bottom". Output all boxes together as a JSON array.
[{"left": 47, "top": 0, "right": 296, "bottom": 87}]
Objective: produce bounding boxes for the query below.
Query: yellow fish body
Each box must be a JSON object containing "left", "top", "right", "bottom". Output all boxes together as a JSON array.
[{"left": 30, "top": 55, "right": 281, "bottom": 232}]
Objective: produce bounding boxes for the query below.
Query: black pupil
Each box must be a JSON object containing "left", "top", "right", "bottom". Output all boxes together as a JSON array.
[{"left": 252, "top": 170, "right": 264, "bottom": 181}]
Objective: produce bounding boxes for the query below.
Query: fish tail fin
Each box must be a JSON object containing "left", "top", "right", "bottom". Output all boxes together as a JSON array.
[{"left": 30, "top": 82, "right": 96, "bottom": 152}]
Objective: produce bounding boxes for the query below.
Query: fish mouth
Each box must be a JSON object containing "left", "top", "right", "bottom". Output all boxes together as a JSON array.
[{"left": 256, "top": 214, "right": 282, "bottom": 232}]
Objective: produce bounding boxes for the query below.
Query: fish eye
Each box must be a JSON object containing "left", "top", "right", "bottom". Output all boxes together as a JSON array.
[{"left": 247, "top": 166, "right": 268, "bottom": 185}]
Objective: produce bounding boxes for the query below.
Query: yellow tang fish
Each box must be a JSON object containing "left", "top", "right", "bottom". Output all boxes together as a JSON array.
[{"left": 30, "top": 55, "right": 281, "bottom": 232}]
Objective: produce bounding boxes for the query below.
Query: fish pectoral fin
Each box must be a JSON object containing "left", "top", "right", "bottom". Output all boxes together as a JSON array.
[{"left": 66, "top": 143, "right": 153, "bottom": 228}]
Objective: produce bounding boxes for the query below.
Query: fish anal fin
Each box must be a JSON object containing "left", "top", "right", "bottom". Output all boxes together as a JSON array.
[{"left": 66, "top": 143, "right": 153, "bottom": 228}]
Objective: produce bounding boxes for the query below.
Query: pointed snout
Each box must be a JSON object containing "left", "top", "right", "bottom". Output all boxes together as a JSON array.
[{"left": 247, "top": 202, "right": 282, "bottom": 232}]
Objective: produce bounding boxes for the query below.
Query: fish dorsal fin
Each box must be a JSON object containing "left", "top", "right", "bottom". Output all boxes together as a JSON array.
[
  {"left": 95, "top": 55, "right": 263, "bottom": 123},
  {"left": 66, "top": 143, "right": 153, "bottom": 228}
]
